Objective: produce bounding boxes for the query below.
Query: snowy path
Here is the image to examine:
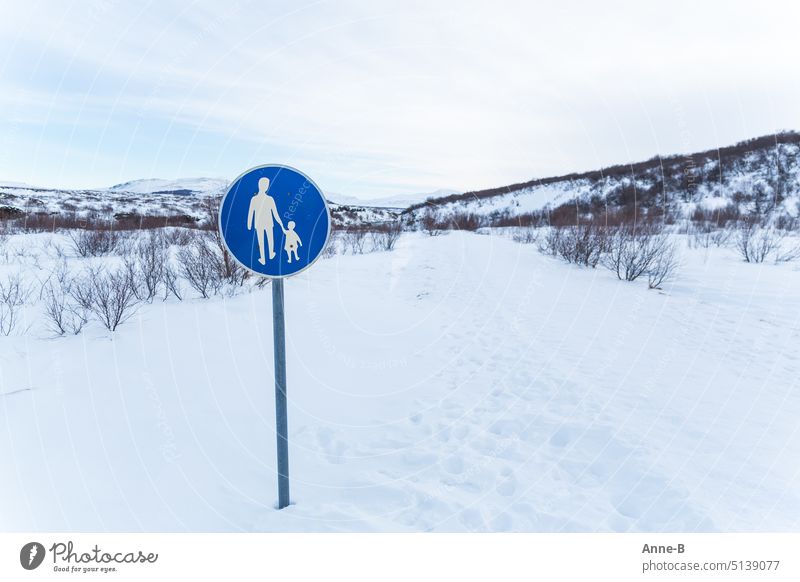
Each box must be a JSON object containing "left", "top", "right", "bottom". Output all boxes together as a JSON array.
[{"left": 1, "top": 232, "right": 799, "bottom": 531}]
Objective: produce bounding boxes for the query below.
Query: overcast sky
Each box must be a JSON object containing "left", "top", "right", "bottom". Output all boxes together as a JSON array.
[{"left": 1, "top": 0, "right": 798, "bottom": 198}]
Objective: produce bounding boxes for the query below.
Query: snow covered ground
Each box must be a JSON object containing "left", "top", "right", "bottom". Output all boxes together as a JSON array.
[{"left": 1, "top": 230, "right": 799, "bottom": 532}]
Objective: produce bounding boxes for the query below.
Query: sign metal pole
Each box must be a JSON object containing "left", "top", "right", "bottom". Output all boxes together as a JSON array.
[{"left": 272, "top": 278, "right": 290, "bottom": 509}]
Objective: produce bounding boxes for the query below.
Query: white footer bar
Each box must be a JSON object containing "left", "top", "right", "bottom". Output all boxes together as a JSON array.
[{"left": 2, "top": 533, "right": 797, "bottom": 581}]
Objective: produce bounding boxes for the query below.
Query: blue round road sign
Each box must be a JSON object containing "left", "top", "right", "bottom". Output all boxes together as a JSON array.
[{"left": 219, "top": 165, "right": 331, "bottom": 278}]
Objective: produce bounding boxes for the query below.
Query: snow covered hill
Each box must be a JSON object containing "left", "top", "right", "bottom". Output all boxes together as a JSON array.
[
  {"left": 0, "top": 178, "right": 399, "bottom": 228},
  {"left": 406, "top": 132, "right": 800, "bottom": 224},
  {"left": 4, "top": 132, "right": 799, "bottom": 232},
  {"left": 105, "top": 177, "right": 229, "bottom": 196},
  {"left": 0, "top": 181, "right": 218, "bottom": 221},
  {"left": 1, "top": 230, "right": 798, "bottom": 532}
]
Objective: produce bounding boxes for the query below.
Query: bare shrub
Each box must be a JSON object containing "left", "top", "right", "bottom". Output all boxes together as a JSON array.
[
  {"left": 537, "top": 227, "right": 562, "bottom": 256},
  {"left": 710, "top": 228, "right": 733, "bottom": 247},
  {"left": 774, "top": 237, "right": 800, "bottom": 263},
  {"left": 199, "top": 200, "right": 249, "bottom": 287},
  {"left": 774, "top": 214, "right": 798, "bottom": 232},
  {"left": 321, "top": 233, "right": 338, "bottom": 259},
  {"left": 177, "top": 237, "right": 224, "bottom": 298},
  {"left": 490, "top": 211, "right": 545, "bottom": 228},
  {"left": 42, "top": 278, "right": 88, "bottom": 336},
  {"left": 113, "top": 213, "right": 199, "bottom": 231},
  {"left": 420, "top": 209, "right": 445, "bottom": 236},
  {"left": 162, "top": 227, "right": 194, "bottom": 247},
  {"left": 604, "top": 224, "right": 675, "bottom": 282},
  {"left": 43, "top": 237, "right": 69, "bottom": 261},
  {"left": 371, "top": 222, "right": 402, "bottom": 252},
  {"left": 69, "top": 274, "right": 96, "bottom": 314},
  {"left": 647, "top": 243, "right": 679, "bottom": 289},
  {"left": 690, "top": 203, "right": 740, "bottom": 229},
  {"left": 69, "top": 228, "right": 119, "bottom": 257},
  {"left": 122, "top": 258, "right": 144, "bottom": 301},
  {"left": 0, "top": 273, "right": 31, "bottom": 335},
  {"left": 736, "top": 221, "right": 780, "bottom": 263},
  {"left": 254, "top": 276, "right": 271, "bottom": 290},
  {"left": 343, "top": 228, "right": 369, "bottom": 255},
  {"left": 162, "top": 262, "right": 183, "bottom": 300},
  {"left": 71, "top": 266, "right": 139, "bottom": 331},
  {"left": 689, "top": 229, "right": 713, "bottom": 250},
  {"left": 561, "top": 225, "right": 608, "bottom": 267},
  {"left": 537, "top": 224, "right": 608, "bottom": 267},
  {"left": 511, "top": 227, "right": 539, "bottom": 245},
  {"left": 448, "top": 211, "right": 483, "bottom": 231},
  {"left": 127, "top": 231, "right": 167, "bottom": 301},
  {"left": 115, "top": 234, "right": 137, "bottom": 258}
]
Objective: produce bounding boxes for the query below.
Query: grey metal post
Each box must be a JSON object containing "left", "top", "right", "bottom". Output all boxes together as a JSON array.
[{"left": 272, "top": 278, "right": 290, "bottom": 509}]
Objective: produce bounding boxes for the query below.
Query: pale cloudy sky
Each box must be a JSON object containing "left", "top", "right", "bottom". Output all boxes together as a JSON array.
[{"left": 1, "top": 0, "right": 798, "bottom": 198}]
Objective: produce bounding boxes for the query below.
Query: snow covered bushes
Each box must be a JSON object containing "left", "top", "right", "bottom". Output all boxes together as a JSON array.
[
  {"left": 448, "top": 211, "right": 483, "bottom": 231},
  {"left": 342, "top": 228, "right": 369, "bottom": 254},
  {"left": 416, "top": 210, "right": 484, "bottom": 234},
  {"left": 735, "top": 221, "right": 785, "bottom": 263},
  {"left": 537, "top": 224, "right": 609, "bottom": 268},
  {"left": 645, "top": 241, "right": 680, "bottom": 290},
  {"left": 0, "top": 273, "right": 31, "bottom": 335},
  {"left": 420, "top": 209, "right": 445, "bottom": 236},
  {"left": 177, "top": 237, "right": 225, "bottom": 299},
  {"left": 69, "top": 228, "right": 120, "bottom": 257},
  {"left": 604, "top": 225, "right": 677, "bottom": 286},
  {"left": 41, "top": 262, "right": 88, "bottom": 335},
  {"left": 69, "top": 267, "right": 140, "bottom": 332},
  {"left": 736, "top": 221, "right": 777, "bottom": 263},
  {"left": 371, "top": 222, "right": 403, "bottom": 252},
  {"left": 336, "top": 224, "right": 403, "bottom": 255},
  {"left": 176, "top": 230, "right": 249, "bottom": 298},
  {"left": 688, "top": 228, "right": 732, "bottom": 249},
  {"left": 37, "top": 227, "right": 243, "bottom": 334},
  {"left": 125, "top": 231, "right": 168, "bottom": 302},
  {"left": 535, "top": 222, "right": 679, "bottom": 288},
  {"left": 511, "top": 227, "right": 538, "bottom": 244}
]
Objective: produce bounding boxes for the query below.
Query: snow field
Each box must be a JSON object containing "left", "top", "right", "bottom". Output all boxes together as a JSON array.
[{"left": 1, "top": 230, "right": 799, "bottom": 531}]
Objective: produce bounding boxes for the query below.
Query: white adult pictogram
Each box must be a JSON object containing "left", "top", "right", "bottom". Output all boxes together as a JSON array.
[{"left": 247, "top": 177, "right": 286, "bottom": 264}]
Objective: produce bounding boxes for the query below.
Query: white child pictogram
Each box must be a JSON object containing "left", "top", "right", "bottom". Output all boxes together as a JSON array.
[{"left": 283, "top": 221, "right": 302, "bottom": 263}]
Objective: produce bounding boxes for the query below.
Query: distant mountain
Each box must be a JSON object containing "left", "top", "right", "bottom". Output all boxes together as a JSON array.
[
  {"left": 106, "top": 177, "right": 229, "bottom": 196},
  {"left": 0, "top": 180, "right": 36, "bottom": 189},
  {"left": 329, "top": 188, "right": 461, "bottom": 209}
]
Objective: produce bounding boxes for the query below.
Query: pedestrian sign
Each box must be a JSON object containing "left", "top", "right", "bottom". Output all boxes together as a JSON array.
[
  {"left": 218, "top": 164, "right": 331, "bottom": 510},
  {"left": 219, "top": 164, "right": 331, "bottom": 278}
]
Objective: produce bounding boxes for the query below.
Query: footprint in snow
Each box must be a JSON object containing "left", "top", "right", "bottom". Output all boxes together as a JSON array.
[
  {"left": 315, "top": 427, "right": 348, "bottom": 464},
  {"left": 495, "top": 467, "right": 517, "bottom": 496},
  {"left": 441, "top": 455, "right": 465, "bottom": 475}
]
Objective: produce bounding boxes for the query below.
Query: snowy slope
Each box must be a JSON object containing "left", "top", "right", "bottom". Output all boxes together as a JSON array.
[
  {"left": 1, "top": 231, "right": 798, "bottom": 532},
  {"left": 0, "top": 179, "right": 399, "bottom": 227},
  {"left": 0, "top": 183, "right": 212, "bottom": 219},
  {"left": 407, "top": 132, "right": 800, "bottom": 223}
]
